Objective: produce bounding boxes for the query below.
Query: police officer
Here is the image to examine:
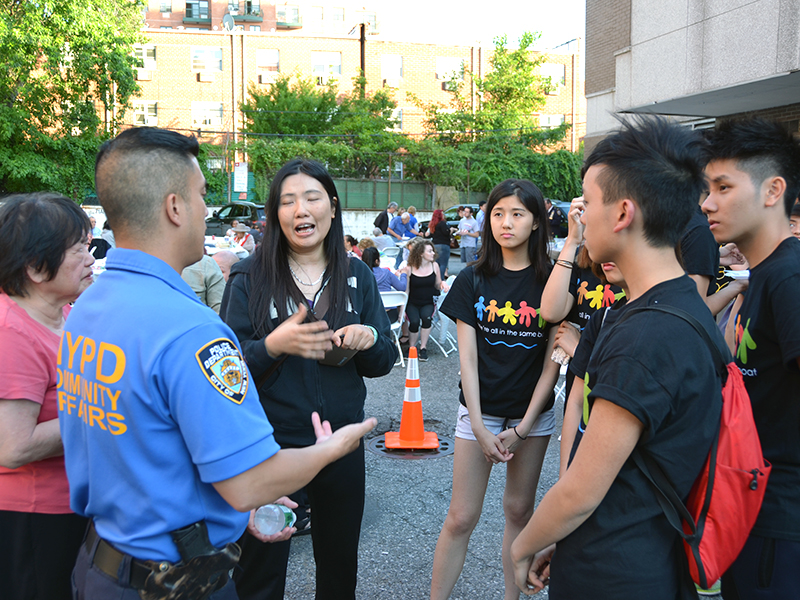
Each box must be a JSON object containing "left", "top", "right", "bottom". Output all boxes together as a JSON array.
[{"left": 58, "top": 127, "right": 374, "bottom": 600}]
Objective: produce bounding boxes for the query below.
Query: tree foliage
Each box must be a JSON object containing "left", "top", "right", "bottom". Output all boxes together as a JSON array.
[
  {"left": 241, "top": 35, "right": 581, "bottom": 202},
  {"left": 0, "top": 0, "right": 143, "bottom": 198}
]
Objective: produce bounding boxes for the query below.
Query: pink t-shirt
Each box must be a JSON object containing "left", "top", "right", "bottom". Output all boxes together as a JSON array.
[{"left": 0, "top": 293, "right": 72, "bottom": 513}]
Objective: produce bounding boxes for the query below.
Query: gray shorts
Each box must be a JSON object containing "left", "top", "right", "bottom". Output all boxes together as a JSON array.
[{"left": 454, "top": 404, "right": 556, "bottom": 440}]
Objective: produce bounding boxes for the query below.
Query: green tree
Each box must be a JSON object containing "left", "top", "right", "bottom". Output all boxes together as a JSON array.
[
  {"left": 413, "top": 32, "right": 568, "bottom": 144},
  {"left": 242, "top": 72, "right": 405, "bottom": 183},
  {"left": 0, "top": 0, "right": 143, "bottom": 198}
]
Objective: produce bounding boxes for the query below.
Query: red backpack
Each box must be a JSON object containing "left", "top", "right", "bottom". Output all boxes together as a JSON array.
[{"left": 626, "top": 305, "right": 771, "bottom": 589}]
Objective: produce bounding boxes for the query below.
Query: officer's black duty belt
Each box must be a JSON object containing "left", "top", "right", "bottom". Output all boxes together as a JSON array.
[{"left": 85, "top": 522, "right": 158, "bottom": 589}]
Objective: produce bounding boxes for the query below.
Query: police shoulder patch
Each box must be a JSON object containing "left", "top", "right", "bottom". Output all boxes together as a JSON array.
[{"left": 195, "top": 338, "right": 249, "bottom": 404}]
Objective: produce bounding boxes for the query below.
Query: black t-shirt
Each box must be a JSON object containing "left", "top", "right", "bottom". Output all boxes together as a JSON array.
[
  {"left": 678, "top": 205, "right": 719, "bottom": 295},
  {"left": 441, "top": 265, "right": 555, "bottom": 418},
  {"left": 734, "top": 236, "right": 800, "bottom": 541},
  {"left": 564, "top": 266, "right": 624, "bottom": 401},
  {"left": 431, "top": 220, "right": 451, "bottom": 246},
  {"left": 550, "top": 275, "right": 723, "bottom": 600},
  {"left": 567, "top": 266, "right": 625, "bottom": 330}
]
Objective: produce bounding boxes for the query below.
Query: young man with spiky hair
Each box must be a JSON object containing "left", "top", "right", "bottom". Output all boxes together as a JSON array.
[
  {"left": 510, "top": 118, "right": 726, "bottom": 599},
  {"left": 703, "top": 118, "right": 800, "bottom": 600}
]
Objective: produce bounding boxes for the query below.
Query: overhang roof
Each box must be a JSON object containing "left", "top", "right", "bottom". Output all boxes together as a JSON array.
[{"left": 621, "top": 70, "right": 800, "bottom": 117}]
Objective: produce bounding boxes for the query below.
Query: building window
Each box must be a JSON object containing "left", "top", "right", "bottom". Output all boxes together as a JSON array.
[
  {"left": 159, "top": 1, "right": 172, "bottom": 13},
  {"left": 359, "top": 11, "right": 376, "bottom": 32},
  {"left": 250, "top": 25, "right": 261, "bottom": 31},
  {"left": 381, "top": 54, "right": 402, "bottom": 81},
  {"left": 160, "top": 26, "right": 173, "bottom": 29},
  {"left": 185, "top": 0, "right": 209, "bottom": 19},
  {"left": 390, "top": 108, "right": 403, "bottom": 131},
  {"left": 330, "top": 7, "right": 344, "bottom": 21},
  {"left": 436, "top": 57, "right": 464, "bottom": 81},
  {"left": 312, "top": 51, "right": 341, "bottom": 85},
  {"left": 540, "top": 63, "right": 566, "bottom": 95},
  {"left": 310, "top": 6, "right": 323, "bottom": 21},
  {"left": 133, "top": 44, "right": 156, "bottom": 69},
  {"left": 133, "top": 102, "right": 158, "bottom": 127},
  {"left": 539, "top": 114, "right": 565, "bottom": 129},
  {"left": 234, "top": 0, "right": 260, "bottom": 16},
  {"left": 191, "top": 47, "right": 223, "bottom": 71},
  {"left": 276, "top": 4, "right": 300, "bottom": 23},
  {"left": 256, "top": 49, "right": 279, "bottom": 71},
  {"left": 192, "top": 102, "right": 223, "bottom": 128}
]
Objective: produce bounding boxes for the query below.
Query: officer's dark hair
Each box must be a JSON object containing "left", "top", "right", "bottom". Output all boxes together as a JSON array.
[
  {"left": 0, "top": 193, "right": 90, "bottom": 297},
  {"left": 706, "top": 118, "right": 800, "bottom": 218},
  {"left": 582, "top": 116, "right": 707, "bottom": 248},
  {"left": 95, "top": 127, "right": 200, "bottom": 236},
  {"left": 473, "top": 178, "right": 551, "bottom": 283},
  {"left": 249, "top": 158, "right": 350, "bottom": 336}
]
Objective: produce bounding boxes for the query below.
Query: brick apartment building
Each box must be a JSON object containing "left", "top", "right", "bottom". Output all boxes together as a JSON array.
[
  {"left": 128, "top": 0, "right": 585, "bottom": 153},
  {"left": 584, "top": 0, "right": 800, "bottom": 151}
]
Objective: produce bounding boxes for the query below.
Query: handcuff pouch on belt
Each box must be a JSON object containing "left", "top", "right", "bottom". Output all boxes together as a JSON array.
[{"left": 138, "top": 521, "right": 241, "bottom": 600}]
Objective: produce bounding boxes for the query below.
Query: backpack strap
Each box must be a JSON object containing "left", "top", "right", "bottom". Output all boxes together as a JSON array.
[{"left": 618, "top": 304, "right": 725, "bottom": 555}]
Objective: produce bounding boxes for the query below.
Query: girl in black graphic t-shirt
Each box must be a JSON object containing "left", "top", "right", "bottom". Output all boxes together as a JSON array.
[{"left": 432, "top": 180, "right": 560, "bottom": 600}]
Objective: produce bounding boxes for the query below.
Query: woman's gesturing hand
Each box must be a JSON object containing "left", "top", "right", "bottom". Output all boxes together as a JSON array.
[
  {"left": 333, "top": 324, "right": 376, "bottom": 351},
  {"left": 264, "top": 303, "right": 335, "bottom": 360}
]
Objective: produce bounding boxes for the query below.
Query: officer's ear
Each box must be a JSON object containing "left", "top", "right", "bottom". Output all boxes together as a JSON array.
[{"left": 164, "top": 192, "right": 184, "bottom": 228}]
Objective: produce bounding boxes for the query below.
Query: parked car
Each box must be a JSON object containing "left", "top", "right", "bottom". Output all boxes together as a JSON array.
[{"left": 205, "top": 201, "right": 265, "bottom": 236}]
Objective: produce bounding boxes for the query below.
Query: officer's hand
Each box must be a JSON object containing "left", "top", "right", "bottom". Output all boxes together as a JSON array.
[
  {"left": 333, "top": 324, "right": 375, "bottom": 351},
  {"left": 265, "top": 303, "right": 334, "bottom": 360},
  {"left": 312, "top": 411, "right": 377, "bottom": 456},
  {"left": 246, "top": 497, "right": 298, "bottom": 543}
]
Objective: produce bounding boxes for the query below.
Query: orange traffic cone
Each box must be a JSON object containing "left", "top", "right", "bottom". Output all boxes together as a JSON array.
[{"left": 385, "top": 347, "right": 439, "bottom": 449}]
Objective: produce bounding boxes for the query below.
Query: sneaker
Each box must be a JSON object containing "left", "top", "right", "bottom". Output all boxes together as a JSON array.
[
  {"left": 696, "top": 579, "right": 721, "bottom": 596},
  {"left": 418, "top": 347, "right": 428, "bottom": 361}
]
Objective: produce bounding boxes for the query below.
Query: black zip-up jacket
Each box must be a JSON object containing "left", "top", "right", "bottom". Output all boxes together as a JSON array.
[{"left": 220, "top": 256, "right": 396, "bottom": 446}]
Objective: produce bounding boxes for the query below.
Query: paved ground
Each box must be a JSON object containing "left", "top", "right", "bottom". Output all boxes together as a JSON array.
[{"left": 279, "top": 255, "right": 723, "bottom": 600}]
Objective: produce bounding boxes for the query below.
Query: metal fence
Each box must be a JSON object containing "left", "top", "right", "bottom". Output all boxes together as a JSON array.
[{"left": 333, "top": 179, "right": 433, "bottom": 211}]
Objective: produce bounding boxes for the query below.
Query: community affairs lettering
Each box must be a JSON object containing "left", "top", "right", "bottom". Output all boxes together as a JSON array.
[{"left": 56, "top": 333, "right": 127, "bottom": 435}]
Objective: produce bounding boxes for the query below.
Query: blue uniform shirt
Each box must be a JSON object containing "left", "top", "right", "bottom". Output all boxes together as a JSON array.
[{"left": 58, "top": 249, "right": 280, "bottom": 561}]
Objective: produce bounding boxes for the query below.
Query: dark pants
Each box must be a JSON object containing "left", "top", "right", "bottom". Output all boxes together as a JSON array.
[
  {"left": 72, "top": 528, "right": 239, "bottom": 600},
  {"left": 406, "top": 303, "right": 434, "bottom": 333},
  {"left": 0, "top": 510, "right": 87, "bottom": 600},
  {"left": 722, "top": 534, "right": 800, "bottom": 600},
  {"left": 234, "top": 441, "right": 366, "bottom": 600},
  {"left": 434, "top": 244, "right": 450, "bottom": 279}
]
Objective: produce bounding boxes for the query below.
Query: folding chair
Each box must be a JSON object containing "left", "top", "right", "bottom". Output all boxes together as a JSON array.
[
  {"left": 430, "top": 275, "right": 458, "bottom": 357},
  {"left": 380, "top": 291, "right": 408, "bottom": 367}
]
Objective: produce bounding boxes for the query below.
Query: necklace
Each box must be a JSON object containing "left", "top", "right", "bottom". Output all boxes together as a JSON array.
[{"left": 289, "top": 263, "right": 324, "bottom": 287}]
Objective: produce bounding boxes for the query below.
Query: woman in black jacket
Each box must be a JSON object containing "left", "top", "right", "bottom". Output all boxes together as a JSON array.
[{"left": 220, "top": 159, "right": 396, "bottom": 600}]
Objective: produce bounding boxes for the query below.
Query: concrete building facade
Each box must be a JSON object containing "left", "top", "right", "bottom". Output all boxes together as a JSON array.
[{"left": 585, "top": 0, "right": 800, "bottom": 151}]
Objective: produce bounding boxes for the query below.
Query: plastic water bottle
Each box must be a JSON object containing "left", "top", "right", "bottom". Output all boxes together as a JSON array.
[{"left": 254, "top": 504, "right": 297, "bottom": 535}]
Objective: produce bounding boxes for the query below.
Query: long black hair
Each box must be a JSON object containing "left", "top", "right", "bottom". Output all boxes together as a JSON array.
[
  {"left": 473, "top": 179, "right": 551, "bottom": 283},
  {"left": 361, "top": 246, "right": 381, "bottom": 268},
  {"left": 248, "top": 158, "right": 349, "bottom": 336}
]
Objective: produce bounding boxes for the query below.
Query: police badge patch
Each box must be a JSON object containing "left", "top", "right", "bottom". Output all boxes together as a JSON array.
[{"left": 195, "top": 339, "right": 249, "bottom": 404}]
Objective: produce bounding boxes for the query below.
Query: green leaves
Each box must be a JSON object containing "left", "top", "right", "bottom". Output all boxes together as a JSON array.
[{"left": 0, "top": 0, "right": 143, "bottom": 198}]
